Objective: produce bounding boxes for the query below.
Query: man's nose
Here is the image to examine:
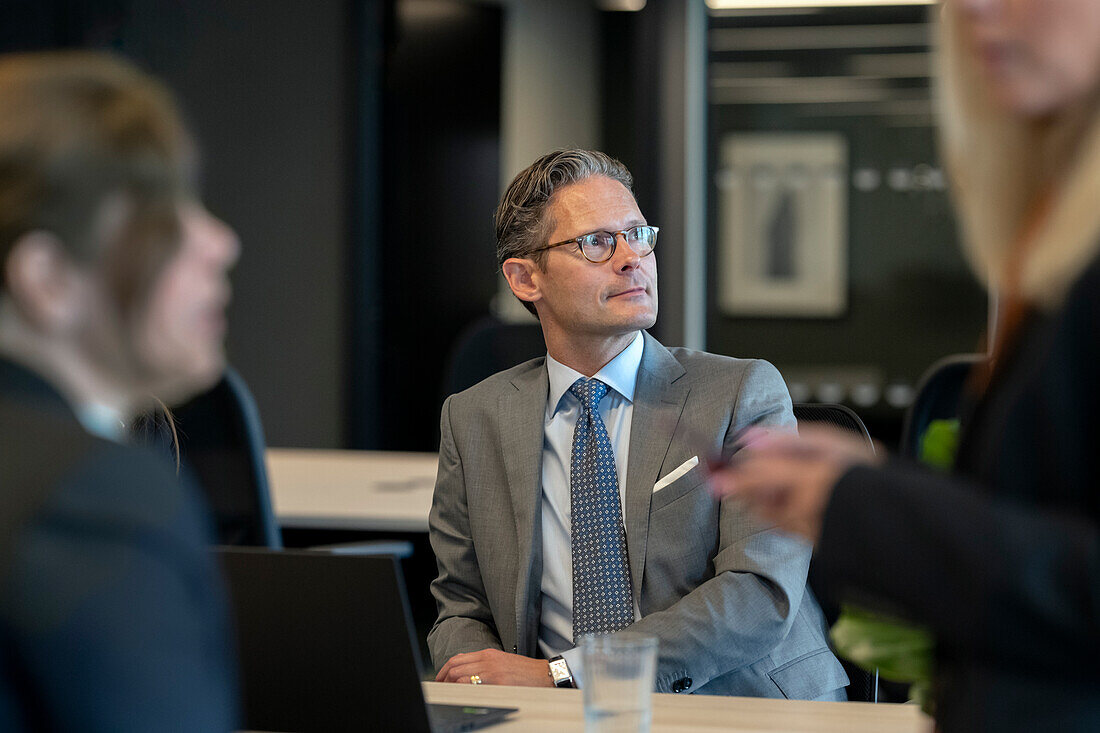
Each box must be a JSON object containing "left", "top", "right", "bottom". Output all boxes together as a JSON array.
[{"left": 613, "top": 233, "right": 642, "bottom": 270}]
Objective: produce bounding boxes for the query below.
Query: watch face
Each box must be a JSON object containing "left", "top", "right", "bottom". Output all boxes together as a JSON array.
[{"left": 549, "top": 659, "right": 571, "bottom": 686}]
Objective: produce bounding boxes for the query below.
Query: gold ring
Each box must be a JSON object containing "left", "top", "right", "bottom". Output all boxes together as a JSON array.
[{"left": 470, "top": 674, "right": 482, "bottom": 685}]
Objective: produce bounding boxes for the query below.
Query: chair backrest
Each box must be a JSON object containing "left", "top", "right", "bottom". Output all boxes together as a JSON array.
[
  {"left": 792, "top": 402, "right": 873, "bottom": 451},
  {"left": 900, "top": 353, "right": 984, "bottom": 459},
  {"left": 170, "top": 367, "right": 283, "bottom": 549},
  {"left": 443, "top": 315, "right": 545, "bottom": 397},
  {"left": 791, "top": 402, "right": 875, "bottom": 702}
]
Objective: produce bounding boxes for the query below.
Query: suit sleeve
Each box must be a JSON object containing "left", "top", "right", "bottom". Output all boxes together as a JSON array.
[
  {"left": 0, "top": 446, "right": 239, "bottom": 732},
  {"left": 427, "top": 396, "right": 504, "bottom": 670},
  {"left": 817, "top": 460, "right": 1100, "bottom": 672},
  {"left": 622, "top": 359, "right": 814, "bottom": 692}
]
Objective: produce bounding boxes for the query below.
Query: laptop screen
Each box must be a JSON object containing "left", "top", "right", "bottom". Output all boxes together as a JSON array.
[{"left": 216, "top": 547, "right": 433, "bottom": 733}]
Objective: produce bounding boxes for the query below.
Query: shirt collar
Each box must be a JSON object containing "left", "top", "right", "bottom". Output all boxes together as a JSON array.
[
  {"left": 545, "top": 331, "right": 644, "bottom": 419},
  {"left": 0, "top": 355, "right": 128, "bottom": 442},
  {"left": 75, "top": 402, "right": 128, "bottom": 443}
]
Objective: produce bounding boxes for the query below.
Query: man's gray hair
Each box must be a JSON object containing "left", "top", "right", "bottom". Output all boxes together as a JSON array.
[{"left": 495, "top": 148, "right": 634, "bottom": 271}]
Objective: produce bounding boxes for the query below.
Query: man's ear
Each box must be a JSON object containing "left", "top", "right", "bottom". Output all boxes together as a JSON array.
[
  {"left": 4, "top": 231, "right": 85, "bottom": 333},
  {"left": 502, "top": 257, "right": 542, "bottom": 308}
]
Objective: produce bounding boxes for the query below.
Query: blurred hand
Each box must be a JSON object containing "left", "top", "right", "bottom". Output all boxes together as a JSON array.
[
  {"left": 710, "top": 426, "right": 882, "bottom": 543},
  {"left": 436, "top": 648, "right": 554, "bottom": 687}
]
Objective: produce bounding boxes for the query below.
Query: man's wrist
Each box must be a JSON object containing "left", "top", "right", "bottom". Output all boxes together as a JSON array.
[{"left": 547, "top": 655, "right": 575, "bottom": 688}]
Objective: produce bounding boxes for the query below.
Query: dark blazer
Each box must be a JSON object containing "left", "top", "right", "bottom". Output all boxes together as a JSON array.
[
  {"left": 814, "top": 252, "right": 1100, "bottom": 731},
  {"left": 0, "top": 358, "right": 239, "bottom": 731}
]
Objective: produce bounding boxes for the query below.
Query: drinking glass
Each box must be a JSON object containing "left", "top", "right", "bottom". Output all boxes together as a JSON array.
[{"left": 579, "top": 633, "right": 658, "bottom": 733}]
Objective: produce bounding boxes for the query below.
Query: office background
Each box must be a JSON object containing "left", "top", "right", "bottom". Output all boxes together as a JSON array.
[{"left": 0, "top": 0, "right": 987, "bottom": 452}]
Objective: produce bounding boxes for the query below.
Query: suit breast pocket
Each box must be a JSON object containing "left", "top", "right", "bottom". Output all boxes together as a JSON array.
[
  {"left": 650, "top": 463, "right": 707, "bottom": 512},
  {"left": 644, "top": 463, "right": 719, "bottom": 605}
]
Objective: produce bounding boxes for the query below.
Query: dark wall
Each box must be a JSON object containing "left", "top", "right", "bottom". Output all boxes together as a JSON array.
[
  {"left": 377, "top": 1, "right": 502, "bottom": 450},
  {"left": 1, "top": 0, "right": 370, "bottom": 448},
  {"left": 116, "top": 0, "right": 353, "bottom": 449},
  {"left": 3, "top": 0, "right": 502, "bottom": 451}
]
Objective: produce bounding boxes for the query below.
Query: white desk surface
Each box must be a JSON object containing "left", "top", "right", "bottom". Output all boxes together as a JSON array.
[
  {"left": 422, "top": 681, "right": 932, "bottom": 733},
  {"left": 266, "top": 448, "right": 438, "bottom": 533}
]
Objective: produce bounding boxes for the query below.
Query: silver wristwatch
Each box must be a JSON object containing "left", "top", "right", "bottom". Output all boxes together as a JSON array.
[{"left": 548, "top": 655, "right": 574, "bottom": 688}]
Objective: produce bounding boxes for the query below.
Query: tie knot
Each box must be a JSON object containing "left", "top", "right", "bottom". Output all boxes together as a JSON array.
[{"left": 569, "top": 378, "right": 609, "bottom": 412}]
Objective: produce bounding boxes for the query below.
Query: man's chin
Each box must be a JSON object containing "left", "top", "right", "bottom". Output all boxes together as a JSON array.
[
  {"left": 625, "top": 308, "right": 657, "bottom": 332},
  {"left": 597, "top": 311, "right": 657, "bottom": 336}
]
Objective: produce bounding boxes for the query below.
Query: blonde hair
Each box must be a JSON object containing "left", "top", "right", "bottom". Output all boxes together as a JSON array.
[{"left": 937, "top": 4, "right": 1100, "bottom": 310}]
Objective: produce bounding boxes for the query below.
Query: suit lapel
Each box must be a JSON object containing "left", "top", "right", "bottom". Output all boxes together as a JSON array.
[
  {"left": 499, "top": 363, "right": 549, "bottom": 656},
  {"left": 624, "top": 333, "right": 689, "bottom": 604}
]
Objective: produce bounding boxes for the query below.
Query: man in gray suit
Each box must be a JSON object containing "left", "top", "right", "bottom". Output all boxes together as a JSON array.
[{"left": 429, "top": 149, "right": 847, "bottom": 699}]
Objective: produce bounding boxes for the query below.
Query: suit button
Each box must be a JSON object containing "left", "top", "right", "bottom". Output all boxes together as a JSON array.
[
  {"left": 671, "top": 681, "right": 683, "bottom": 693},
  {"left": 682, "top": 678, "right": 692, "bottom": 690}
]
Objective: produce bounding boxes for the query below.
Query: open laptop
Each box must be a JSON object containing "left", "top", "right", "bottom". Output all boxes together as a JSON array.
[{"left": 215, "top": 547, "right": 516, "bottom": 733}]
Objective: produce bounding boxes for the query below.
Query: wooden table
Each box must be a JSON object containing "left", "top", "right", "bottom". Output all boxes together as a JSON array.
[
  {"left": 423, "top": 681, "right": 932, "bottom": 733},
  {"left": 266, "top": 448, "right": 438, "bottom": 532}
]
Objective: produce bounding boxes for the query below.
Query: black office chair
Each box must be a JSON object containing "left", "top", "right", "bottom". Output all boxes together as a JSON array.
[
  {"left": 792, "top": 402, "right": 873, "bottom": 449},
  {"left": 900, "top": 354, "right": 984, "bottom": 459},
  {"left": 790, "top": 403, "right": 881, "bottom": 702},
  {"left": 443, "top": 314, "right": 545, "bottom": 397},
  {"left": 158, "top": 368, "right": 282, "bottom": 548},
  {"left": 140, "top": 367, "right": 411, "bottom": 557},
  {"left": 132, "top": 368, "right": 281, "bottom": 547}
]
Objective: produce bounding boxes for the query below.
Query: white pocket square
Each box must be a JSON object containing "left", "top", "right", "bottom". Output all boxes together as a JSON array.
[{"left": 653, "top": 456, "right": 699, "bottom": 493}]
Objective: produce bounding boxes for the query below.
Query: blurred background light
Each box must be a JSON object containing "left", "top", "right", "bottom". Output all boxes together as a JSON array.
[
  {"left": 596, "top": 0, "right": 647, "bottom": 10},
  {"left": 707, "top": 0, "right": 935, "bottom": 9}
]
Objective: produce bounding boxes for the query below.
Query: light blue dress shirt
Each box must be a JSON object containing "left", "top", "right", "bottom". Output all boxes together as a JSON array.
[{"left": 538, "top": 331, "right": 644, "bottom": 687}]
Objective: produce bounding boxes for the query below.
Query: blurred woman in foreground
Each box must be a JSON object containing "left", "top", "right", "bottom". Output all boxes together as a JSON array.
[
  {"left": 712, "top": 1, "right": 1100, "bottom": 731},
  {"left": 0, "top": 52, "right": 239, "bottom": 729}
]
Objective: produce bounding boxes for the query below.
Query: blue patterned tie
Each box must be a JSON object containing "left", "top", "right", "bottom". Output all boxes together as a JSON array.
[{"left": 568, "top": 377, "right": 633, "bottom": 640}]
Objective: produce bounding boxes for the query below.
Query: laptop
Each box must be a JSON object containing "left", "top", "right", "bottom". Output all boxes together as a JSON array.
[{"left": 215, "top": 547, "right": 517, "bottom": 733}]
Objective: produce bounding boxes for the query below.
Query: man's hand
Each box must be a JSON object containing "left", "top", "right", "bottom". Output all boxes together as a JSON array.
[{"left": 435, "top": 648, "right": 554, "bottom": 687}]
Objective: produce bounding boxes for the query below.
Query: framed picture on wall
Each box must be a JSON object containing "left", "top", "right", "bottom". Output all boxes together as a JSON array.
[{"left": 716, "top": 133, "right": 848, "bottom": 318}]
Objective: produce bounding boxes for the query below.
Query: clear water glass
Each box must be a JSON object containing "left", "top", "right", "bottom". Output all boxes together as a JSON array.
[{"left": 579, "top": 633, "right": 658, "bottom": 733}]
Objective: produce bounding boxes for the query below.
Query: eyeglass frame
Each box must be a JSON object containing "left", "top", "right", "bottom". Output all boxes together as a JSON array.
[{"left": 527, "top": 225, "right": 660, "bottom": 264}]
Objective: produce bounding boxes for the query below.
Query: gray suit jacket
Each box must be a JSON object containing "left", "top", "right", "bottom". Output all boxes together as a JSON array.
[{"left": 428, "top": 332, "right": 847, "bottom": 699}]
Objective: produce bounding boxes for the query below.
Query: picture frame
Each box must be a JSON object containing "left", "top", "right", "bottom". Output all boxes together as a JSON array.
[{"left": 716, "top": 133, "right": 848, "bottom": 318}]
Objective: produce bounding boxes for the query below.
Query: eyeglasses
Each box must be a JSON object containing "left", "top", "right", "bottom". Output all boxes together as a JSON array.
[{"left": 531, "top": 225, "right": 659, "bottom": 264}]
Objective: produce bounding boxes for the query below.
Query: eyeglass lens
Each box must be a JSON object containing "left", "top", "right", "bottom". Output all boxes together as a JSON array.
[{"left": 579, "top": 226, "right": 657, "bottom": 262}]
